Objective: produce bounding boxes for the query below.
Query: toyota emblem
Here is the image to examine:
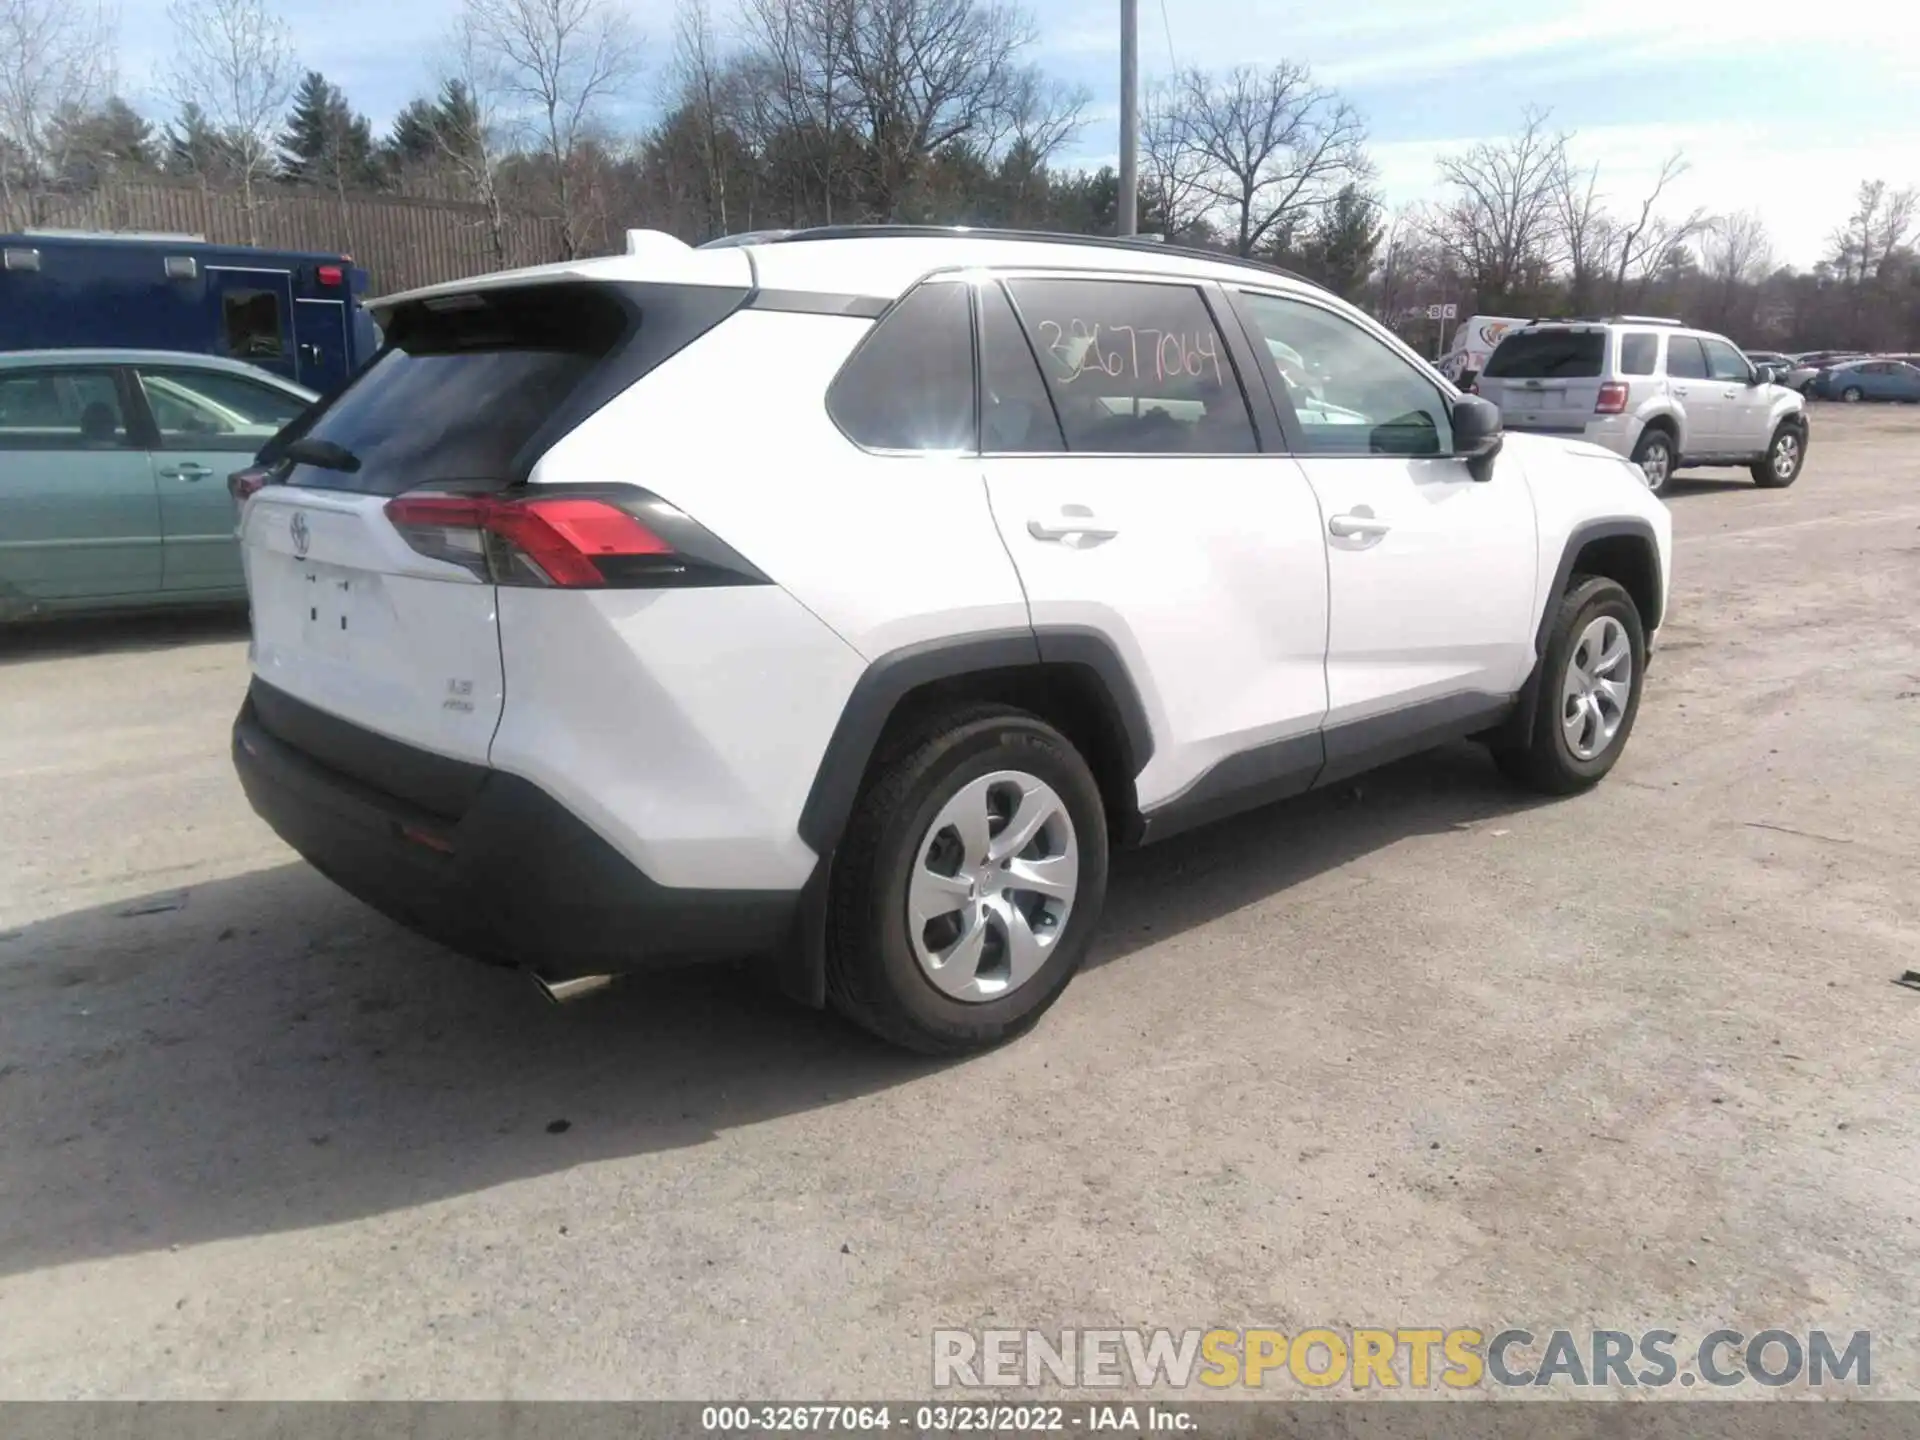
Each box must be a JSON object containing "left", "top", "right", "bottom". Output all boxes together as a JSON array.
[{"left": 290, "top": 511, "right": 310, "bottom": 557}]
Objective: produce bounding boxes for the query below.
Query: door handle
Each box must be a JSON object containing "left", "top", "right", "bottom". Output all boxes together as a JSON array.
[
  {"left": 1328, "top": 512, "right": 1392, "bottom": 540},
  {"left": 1672, "top": 386, "right": 1690, "bottom": 397},
  {"left": 161, "top": 463, "right": 213, "bottom": 481},
  {"left": 1028, "top": 506, "right": 1119, "bottom": 543}
]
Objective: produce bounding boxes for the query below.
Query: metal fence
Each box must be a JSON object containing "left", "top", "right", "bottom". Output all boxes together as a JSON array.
[{"left": 2, "top": 181, "right": 570, "bottom": 294}]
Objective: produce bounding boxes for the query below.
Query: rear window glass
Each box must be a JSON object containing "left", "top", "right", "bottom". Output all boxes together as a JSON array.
[
  {"left": 1618, "top": 334, "right": 1658, "bottom": 376},
  {"left": 1482, "top": 331, "right": 1605, "bottom": 379},
  {"left": 283, "top": 284, "right": 629, "bottom": 495}
]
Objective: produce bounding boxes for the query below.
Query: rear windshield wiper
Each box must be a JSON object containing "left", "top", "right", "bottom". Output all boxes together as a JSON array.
[{"left": 283, "top": 437, "right": 362, "bottom": 473}]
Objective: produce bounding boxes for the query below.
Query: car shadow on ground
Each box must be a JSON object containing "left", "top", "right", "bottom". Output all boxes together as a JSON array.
[
  {"left": 0, "top": 742, "right": 1545, "bottom": 1278},
  {"left": 1662, "top": 474, "right": 1760, "bottom": 497},
  {"left": 0, "top": 607, "right": 248, "bottom": 666}
]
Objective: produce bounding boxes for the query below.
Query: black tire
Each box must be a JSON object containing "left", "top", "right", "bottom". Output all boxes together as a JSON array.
[
  {"left": 1841, "top": 386, "right": 1864, "bottom": 403},
  {"left": 1495, "top": 575, "right": 1647, "bottom": 795},
  {"left": 1751, "top": 422, "right": 1807, "bottom": 487},
  {"left": 1629, "top": 426, "right": 1676, "bottom": 495},
  {"left": 825, "top": 705, "right": 1109, "bottom": 1054}
]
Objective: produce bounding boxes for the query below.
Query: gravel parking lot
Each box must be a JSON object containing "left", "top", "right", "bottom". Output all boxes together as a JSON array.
[{"left": 2, "top": 405, "right": 1917, "bottom": 1400}]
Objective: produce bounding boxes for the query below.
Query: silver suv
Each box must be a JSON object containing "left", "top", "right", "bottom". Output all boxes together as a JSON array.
[{"left": 1475, "top": 318, "right": 1809, "bottom": 494}]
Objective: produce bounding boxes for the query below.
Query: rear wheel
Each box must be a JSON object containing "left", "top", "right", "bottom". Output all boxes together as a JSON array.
[
  {"left": 1751, "top": 423, "right": 1806, "bottom": 487},
  {"left": 1842, "top": 386, "right": 1864, "bottom": 403},
  {"left": 826, "top": 706, "right": 1109, "bottom": 1054},
  {"left": 1496, "top": 576, "right": 1647, "bottom": 795},
  {"left": 1630, "top": 427, "right": 1676, "bottom": 494}
]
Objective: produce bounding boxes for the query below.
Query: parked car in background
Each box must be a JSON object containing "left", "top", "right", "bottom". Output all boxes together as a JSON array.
[
  {"left": 1, "top": 232, "right": 377, "bottom": 395},
  {"left": 0, "top": 350, "right": 315, "bottom": 620},
  {"left": 1809, "top": 358, "right": 1920, "bottom": 403},
  {"left": 1475, "top": 318, "right": 1808, "bottom": 494},
  {"left": 1783, "top": 352, "right": 1866, "bottom": 393},
  {"left": 1439, "top": 314, "right": 1529, "bottom": 387},
  {"left": 1744, "top": 349, "right": 1793, "bottom": 376}
]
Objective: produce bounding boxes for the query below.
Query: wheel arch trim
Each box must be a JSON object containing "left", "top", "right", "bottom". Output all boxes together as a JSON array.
[{"left": 795, "top": 626, "right": 1155, "bottom": 860}]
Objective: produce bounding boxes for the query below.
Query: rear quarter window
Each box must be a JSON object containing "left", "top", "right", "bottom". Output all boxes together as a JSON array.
[
  {"left": 1618, "top": 334, "right": 1658, "bottom": 376},
  {"left": 826, "top": 281, "right": 975, "bottom": 452},
  {"left": 1483, "top": 331, "right": 1606, "bottom": 379}
]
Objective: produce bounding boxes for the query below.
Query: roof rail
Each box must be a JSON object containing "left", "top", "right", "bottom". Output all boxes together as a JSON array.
[
  {"left": 698, "top": 224, "right": 1322, "bottom": 290},
  {"left": 19, "top": 227, "right": 209, "bottom": 242}
]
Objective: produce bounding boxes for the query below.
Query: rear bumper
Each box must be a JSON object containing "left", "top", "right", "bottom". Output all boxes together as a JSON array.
[{"left": 232, "top": 682, "right": 800, "bottom": 979}]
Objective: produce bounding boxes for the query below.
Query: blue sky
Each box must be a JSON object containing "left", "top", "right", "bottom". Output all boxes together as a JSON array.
[{"left": 118, "top": 0, "right": 1920, "bottom": 267}]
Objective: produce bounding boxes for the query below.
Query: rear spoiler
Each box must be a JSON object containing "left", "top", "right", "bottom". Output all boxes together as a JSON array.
[{"left": 366, "top": 230, "right": 752, "bottom": 325}]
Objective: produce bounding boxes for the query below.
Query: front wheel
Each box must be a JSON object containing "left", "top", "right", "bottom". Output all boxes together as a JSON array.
[
  {"left": 826, "top": 706, "right": 1109, "bottom": 1054},
  {"left": 1751, "top": 423, "right": 1807, "bottom": 487},
  {"left": 1842, "top": 386, "right": 1864, "bottom": 403},
  {"left": 1630, "top": 428, "right": 1676, "bottom": 494},
  {"left": 1495, "top": 576, "right": 1647, "bottom": 795}
]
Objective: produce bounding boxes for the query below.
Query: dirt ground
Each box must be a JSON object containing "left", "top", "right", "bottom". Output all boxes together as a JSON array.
[{"left": 1, "top": 405, "right": 1916, "bottom": 1401}]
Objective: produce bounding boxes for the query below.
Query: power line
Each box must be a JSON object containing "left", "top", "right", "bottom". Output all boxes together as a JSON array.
[{"left": 1158, "top": 0, "right": 1177, "bottom": 69}]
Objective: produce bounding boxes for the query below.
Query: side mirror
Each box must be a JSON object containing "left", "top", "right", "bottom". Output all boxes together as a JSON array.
[
  {"left": 1452, "top": 394, "right": 1504, "bottom": 481},
  {"left": 1753, "top": 364, "right": 1778, "bottom": 385}
]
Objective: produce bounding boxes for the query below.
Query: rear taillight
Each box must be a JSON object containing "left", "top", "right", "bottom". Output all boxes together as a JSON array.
[
  {"left": 229, "top": 466, "right": 273, "bottom": 504},
  {"left": 382, "top": 490, "right": 759, "bottom": 590},
  {"left": 1596, "top": 382, "right": 1630, "bottom": 414}
]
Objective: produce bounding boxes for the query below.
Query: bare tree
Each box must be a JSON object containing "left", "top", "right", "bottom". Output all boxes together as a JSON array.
[
  {"left": 1427, "top": 107, "right": 1565, "bottom": 308},
  {"left": 1153, "top": 61, "right": 1367, "bottom": 257},
  {"left": 1604, "top": 151, "right": 1706, "bottom": 309},
  {"left": 463, "top": 0, "right": 640, "bottom": 258},
  {"left": 441, "top": 17, "right": 517, "bottom": 267},
  {"left": 0, "top": 0, "right": 116, "bottom": 223},
  {"left": 1702, "top": 209, "right": 1772, "bottom": 286},
  {"left": 667, "top": 0, "right": 736, "bottom": 236},
  {"left": 1138, "top": 76, "right": 1210, "bottom": 239},
  {"left": 166, "top": 0, "right": 296, "bottom": 244},
  {"left": 738, "top": 0, "right": 855, "bottom": 224},
  {"left": 1552, "top": 152, "right": 1609, "bottom": 315}
]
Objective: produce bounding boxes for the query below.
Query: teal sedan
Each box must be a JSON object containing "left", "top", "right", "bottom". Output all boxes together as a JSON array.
[{"left": 0, "top": 350, "right": 315, "bottom": 619}]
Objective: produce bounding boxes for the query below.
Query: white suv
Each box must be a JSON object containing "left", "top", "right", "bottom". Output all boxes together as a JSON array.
[
  {"left": 230, "top": 227, "right": 1672, "bottom": 1053},
  {"left": 1474, "top": 318, "right": 1809, "bottom": 494}
]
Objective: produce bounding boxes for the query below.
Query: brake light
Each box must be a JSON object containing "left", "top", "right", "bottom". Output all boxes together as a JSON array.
[
  {"left": 316, "top": 264, "right": 344, "bottom": 287},
  {"left": 384, "top": 493, "right": 678, "bottom": 588},
  {"left": 229, "top": 466, "right": 273, "bottom": 504},
  {"left": 1596, "top": 382, "right": 1630, "bottom": 414}
]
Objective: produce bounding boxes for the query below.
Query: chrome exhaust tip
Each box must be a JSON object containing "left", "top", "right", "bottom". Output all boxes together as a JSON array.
[{"left": 531, "top": 972, "right": 615, "bottom": 1005}]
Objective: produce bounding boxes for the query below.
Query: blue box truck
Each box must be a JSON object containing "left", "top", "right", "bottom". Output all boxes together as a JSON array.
[{"left": 0, "top": 231, "right": 380, "bottom": 395}]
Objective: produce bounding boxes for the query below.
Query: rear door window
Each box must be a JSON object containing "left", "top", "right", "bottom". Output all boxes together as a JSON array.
[
  {"left": 0, "top": 368, "right": 132, "bottom": 450},
  {"left": 1004, "top": 277, "right": 1257, "bottom": 454},
  {"left": 278, "top": 283, "right": 632, "bottom": 495},
  {"left": 979, "top": 282, "right": 1065, "bottom": 453},
  {"left": 1482, "top": 331, "right": 1605, "bottom": 378},
  {"left": 827, "top": 281, "right": 976, "bottom": 452},
  {"left": 1666, "top": 336, "right": 1709, "bottom": 379},
  {"left": 1618, "top": 334, "right": 1658, "bottom": 376}
]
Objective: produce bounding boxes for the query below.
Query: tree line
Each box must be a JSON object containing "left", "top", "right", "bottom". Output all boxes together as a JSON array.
[{"left": 2, "top": 0, "right": 1915, "bottom": 350}]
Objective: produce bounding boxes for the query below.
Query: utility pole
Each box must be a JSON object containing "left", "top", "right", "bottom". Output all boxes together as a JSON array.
[{"left": 1118, "top": 0, "right": 1138, "bottom": 235}]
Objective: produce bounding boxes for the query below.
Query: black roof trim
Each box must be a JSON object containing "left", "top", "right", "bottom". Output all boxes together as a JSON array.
[{"left": 700, "top": 225, "right": 1324, "bottom": 292}]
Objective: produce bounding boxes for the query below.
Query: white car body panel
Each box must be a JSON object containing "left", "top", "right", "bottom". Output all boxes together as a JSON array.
[
  {"left": 535, "top": 306, "right": 1032, "bottom": 662},
  {"left": 242, "top": 485, "right": 506, "bottom": 763},
  {"left": 1296, "top": 448, "right": 1540, "bottom": 724},
  {"left": 982, "top": 453, "right": 1331, "bottom": 810},
  {"left": 488, "top": 585, "right": 865, "bottom": 889}
]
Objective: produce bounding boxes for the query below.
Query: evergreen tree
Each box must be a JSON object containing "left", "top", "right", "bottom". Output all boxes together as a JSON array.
[
  {"left": 1298, "top": 183, "right": 1383, "bottom": 300},
  {"left": 163, "top": 102, "right": 232, "bottom": 181},
  {"left": 48, "top": 98, "right": 156, "bottom": 188},
  {"left": 278, "top": 70, "right": 377, "bottom": 188}
]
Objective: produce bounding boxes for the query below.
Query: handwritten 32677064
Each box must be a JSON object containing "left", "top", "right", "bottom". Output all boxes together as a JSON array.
[{"left": 1036, "top": 318, "right": 1225, "bottom": 389}]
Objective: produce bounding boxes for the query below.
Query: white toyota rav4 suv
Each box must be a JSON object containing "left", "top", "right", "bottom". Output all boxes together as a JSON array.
[{"left": 230, "top": 226, "right": 1672, "bottom": 1054}]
